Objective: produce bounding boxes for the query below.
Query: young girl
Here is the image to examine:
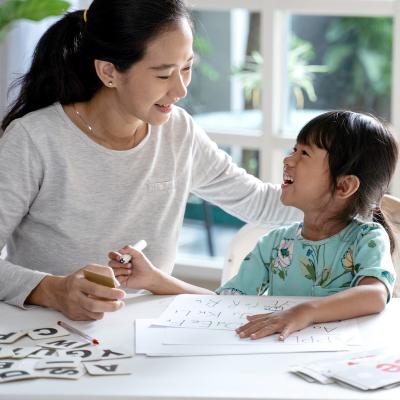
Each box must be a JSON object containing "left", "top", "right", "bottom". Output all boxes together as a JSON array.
[{"left": 110, "top": 111, "right": 398, "bottom": 340}]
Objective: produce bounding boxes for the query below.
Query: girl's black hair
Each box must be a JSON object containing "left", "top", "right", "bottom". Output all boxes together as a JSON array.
[
  {"left": 297, "top": 111, "right": 399, "bottom": 253},
  {"left": 1, "top": 0, "right": 191, "bottom": 132}
]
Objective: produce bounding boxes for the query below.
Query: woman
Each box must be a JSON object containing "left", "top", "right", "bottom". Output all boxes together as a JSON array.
[{"left": 0, "top": 0, "right": 398, "bottom": 320}]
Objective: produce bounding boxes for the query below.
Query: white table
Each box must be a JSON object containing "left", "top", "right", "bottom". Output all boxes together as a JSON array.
[{"left": 1, "top": 295, "right": 400, "bottom": 400}]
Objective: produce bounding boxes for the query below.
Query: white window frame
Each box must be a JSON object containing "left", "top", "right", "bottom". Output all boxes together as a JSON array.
[{"left": 186, "top": 0, "right": 400, "bottom": 198}]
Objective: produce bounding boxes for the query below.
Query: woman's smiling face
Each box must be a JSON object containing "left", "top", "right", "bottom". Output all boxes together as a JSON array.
[{"left": 114, "top": 18, "right": 193, "bottom": 126}]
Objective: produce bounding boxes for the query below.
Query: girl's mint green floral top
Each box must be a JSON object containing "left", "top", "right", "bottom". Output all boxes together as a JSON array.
[{"left": 216, "top": 220, "right": 396, "bottom": 300}]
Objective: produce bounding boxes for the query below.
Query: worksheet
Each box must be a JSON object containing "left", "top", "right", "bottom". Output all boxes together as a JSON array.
[
  {"left": 135, "top": 295, "right": 363, "bottom": 356},
  {"left": 155, "top": 294, "right": 361, "bottom": 339}
]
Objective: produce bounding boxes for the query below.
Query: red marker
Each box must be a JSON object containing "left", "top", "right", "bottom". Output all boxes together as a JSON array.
[{"left": 57, "top": 320, "right": 100, "bottom": 345}]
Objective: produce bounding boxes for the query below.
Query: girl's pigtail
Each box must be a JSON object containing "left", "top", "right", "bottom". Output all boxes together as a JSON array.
[{"left": 372, "top": 207, "right": 397, "bottom": 255}]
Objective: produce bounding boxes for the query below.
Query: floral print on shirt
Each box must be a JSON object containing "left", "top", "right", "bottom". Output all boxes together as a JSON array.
[
  {"left": 269, "top": 238, "right": 294, "bottom": 279},
  {"left": 216, "top": 219, "right": 395, "bottom": 298}
]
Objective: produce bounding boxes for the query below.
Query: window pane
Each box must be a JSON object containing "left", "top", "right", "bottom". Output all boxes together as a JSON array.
[
  {"left": 282, "top": 15, "right": 393, "bottom": 137},
  {"left": 179, "top": 10, "right": 262, "bottom": 134},
  {"left": 220, "top": 146, "right": 260, "bottom": 177}
]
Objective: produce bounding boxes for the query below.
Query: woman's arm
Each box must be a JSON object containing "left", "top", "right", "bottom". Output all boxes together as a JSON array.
[
  {"left": 236, "top": 277, "right": 387, "bottom": 340},
  {"left": 190, "top": 121, "right": 302, "bottom": 225}
]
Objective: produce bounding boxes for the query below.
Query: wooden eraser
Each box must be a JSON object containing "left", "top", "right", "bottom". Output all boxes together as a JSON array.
[{"left": 83, "top": 266, "right": 119, "bottom": 288}]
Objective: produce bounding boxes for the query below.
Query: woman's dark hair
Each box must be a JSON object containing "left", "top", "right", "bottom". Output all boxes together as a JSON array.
[
  {"left": 1, "top": 0, "right": 191, "bottom": 132},
  {"left": 297, "top": 110, "right": 399, "bottom": 253}
]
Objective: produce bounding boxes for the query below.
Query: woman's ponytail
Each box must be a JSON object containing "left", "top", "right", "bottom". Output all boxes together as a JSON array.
[{"left": 1, "top": 10, "right": 100, "bottom": 132}]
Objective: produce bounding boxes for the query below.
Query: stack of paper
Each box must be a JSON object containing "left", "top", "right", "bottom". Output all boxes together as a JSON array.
[
  {"left": 291, "top": 348, "right": 400, "bottom": 390},
  {"left": 135, "top": 295, "right": 363, "bottom": 357}
]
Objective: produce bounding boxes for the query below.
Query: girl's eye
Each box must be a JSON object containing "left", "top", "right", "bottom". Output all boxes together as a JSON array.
[
  {"left": 157, "top": 75, "right": 171, "bottom": 80},
  {"left": 182, "top": 65, "right": 192, "bottom": 72},
  {"left": 301, "top": 150, "right": 309, "bottom": 156}
]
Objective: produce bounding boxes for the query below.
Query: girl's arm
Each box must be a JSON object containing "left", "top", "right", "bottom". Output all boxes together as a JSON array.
[
  {"left": 147, "top": 270, "right": 214, "bottom": 295},
  {"left": 236, "top": 277, "right": 387, "bottom": 340},
  {"left": 109, "top": 245, "right": 213, "bottom": 295}
]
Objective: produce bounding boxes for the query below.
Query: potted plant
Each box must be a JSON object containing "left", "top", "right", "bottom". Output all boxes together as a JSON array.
[{"left": 233, "top": 34, "right": 329, "bottom": 110}]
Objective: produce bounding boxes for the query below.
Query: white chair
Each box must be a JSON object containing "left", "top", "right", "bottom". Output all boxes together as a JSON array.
[{"left": 221, "top": 223, "right": 279, "bottom": 284}]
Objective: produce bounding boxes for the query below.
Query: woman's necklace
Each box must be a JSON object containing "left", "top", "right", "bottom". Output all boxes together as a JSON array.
[
  {"left": 72, "top": 103, "right": 138, "bottom": 148},
  {"left": 73, "top": 103, "right": 94, "bottom": 134}
]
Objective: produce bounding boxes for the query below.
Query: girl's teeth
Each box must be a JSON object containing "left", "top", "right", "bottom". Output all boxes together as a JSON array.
[{"left": 283, "top": 174, "right": 294, "bottom": 183}]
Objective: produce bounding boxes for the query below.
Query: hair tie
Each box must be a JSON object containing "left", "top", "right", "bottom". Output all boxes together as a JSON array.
[{"left": 83, "top": 9, "right": 88, "bottom": 23}]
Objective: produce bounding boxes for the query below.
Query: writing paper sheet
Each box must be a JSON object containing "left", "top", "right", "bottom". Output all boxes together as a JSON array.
[{"left": 155, "top": 295, "right": 361, "bottom": 342}]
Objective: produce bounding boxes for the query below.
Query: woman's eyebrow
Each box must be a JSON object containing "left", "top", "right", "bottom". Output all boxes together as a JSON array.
[{"left": 149, "top": 55, "right": 194, "bottom": 71}]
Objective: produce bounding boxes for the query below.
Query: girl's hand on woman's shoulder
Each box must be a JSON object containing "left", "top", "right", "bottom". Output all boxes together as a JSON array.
[{"left": 235, "top": 303, "right": 316, "bottom": 341}]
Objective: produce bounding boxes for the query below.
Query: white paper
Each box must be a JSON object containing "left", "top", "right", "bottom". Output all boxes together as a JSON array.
[
  {"left": 155, "top": 295, "right": 300, "bottom": 330},
  {"left": 135, "top": 319, "right": 351, "bottom": 356},
  {"left": 289, "top": 347, "right": 391, "bottom": 386},
  {"left": 153, "top": 294, "right": 362, "bottom": 350},
  {"left": 162, "top": 322, "right": 360, "bottom": 346},
  {"left": 154, "top": 295, "right": 362, "bottom": 341}
]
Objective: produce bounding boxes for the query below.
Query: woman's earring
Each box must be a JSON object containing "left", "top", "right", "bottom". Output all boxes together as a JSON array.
[{"left": 107, "top": 81, "right": 113, "bottom": 87}]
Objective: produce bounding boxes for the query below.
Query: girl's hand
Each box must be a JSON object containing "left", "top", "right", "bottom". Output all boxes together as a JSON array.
[
  {"left": 235, "top": 303, "right": 315, "bottom": 341},
  {"left": 108, "top": 245, "right": 159, "bottom": 290}
]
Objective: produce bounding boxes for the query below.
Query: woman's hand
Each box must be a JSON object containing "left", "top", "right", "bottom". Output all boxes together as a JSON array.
[
  {"left": 108, "top": 245, "right": 160, "bottom": 291},
  {"left": 26, "top": 266, "right": 126, "bottom": 321},
  {"left": 235, "top": 303, "right": 315, "bottom": 341}
]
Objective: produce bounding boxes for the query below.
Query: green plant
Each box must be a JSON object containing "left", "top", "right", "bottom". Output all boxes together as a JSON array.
[
  {"left": 323, "top": 17, "right": 392, "bottom": 115},
  {"left": 233, "top": 34, "right": 329, "bottom": 109},
  {"left": 289, "top": 35, "right": 329, "bottom": 109},
  {"left": 0, "top": 0, "right": 70, "bottom": 41}
]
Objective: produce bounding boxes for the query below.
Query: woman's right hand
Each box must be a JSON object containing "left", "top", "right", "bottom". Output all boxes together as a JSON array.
[
  {"left": 26, "top": 266, "right": 126, "bottom": 321},
  {"left": 108, "top": 245, "right": 160, "bottom": 291}
]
